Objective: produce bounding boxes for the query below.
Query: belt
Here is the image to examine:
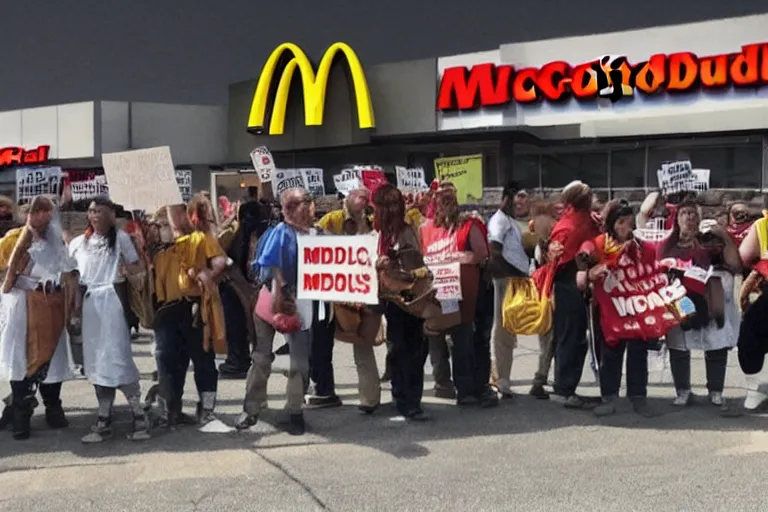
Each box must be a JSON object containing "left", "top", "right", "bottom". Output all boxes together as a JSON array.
[
  {"left": 156, "top": 295, "right": 200, "bottom": 311},
  {"left": 15, "top": 276, "right": 62, "bottom": 293}
]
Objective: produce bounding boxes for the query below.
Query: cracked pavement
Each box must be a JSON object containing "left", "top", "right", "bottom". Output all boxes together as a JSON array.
[{"left": 2, "top": 332, "right": 768, "bottom": 511}]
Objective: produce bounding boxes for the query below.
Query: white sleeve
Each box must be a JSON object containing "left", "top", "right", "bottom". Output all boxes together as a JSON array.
[
  {"left": 68, "top": 235, "right": 84, "bottom": 258},
  {"left": 487, "top": 214, "right": 508, "bottom": 244},
  {"left": 117, "top": 230, "right": 140, "bottom": 264}
]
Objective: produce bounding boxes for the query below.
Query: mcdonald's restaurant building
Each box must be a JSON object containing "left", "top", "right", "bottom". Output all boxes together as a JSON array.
[{"left": 228, "top": 13, "right": 768, "bottom": 207}]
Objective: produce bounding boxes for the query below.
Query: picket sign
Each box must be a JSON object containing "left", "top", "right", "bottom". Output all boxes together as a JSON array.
[
  {"left": 333, "top": 168, "right": 363, "bottom": 197},
  {"left": 301, "top": 168, "right": 325, "bottom": 197},
  {"left": 274, "top": 169, "right": 307, "bottom": 197},
  {"left": 16, "top": 167, "right": 63, "bottom": 204},
  {"left": 250, "top": 146, "right": 275, "bottom": 183},
  {"left": 656, "top": 160, "right": 710, "bottom": 194},
  {"left": 395, "top": 166, "right": 428, "bottom": 194},
  {"left": 297, "top": 234, "right": 380, "bottom": 305}
]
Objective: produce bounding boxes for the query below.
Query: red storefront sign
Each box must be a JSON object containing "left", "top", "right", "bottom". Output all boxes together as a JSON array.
[
  {"left": 437, "top": 43, "right": 768, "bottom": 110},
  {"left": 0, "top": 145, "right": 50, "bottom": 167}
]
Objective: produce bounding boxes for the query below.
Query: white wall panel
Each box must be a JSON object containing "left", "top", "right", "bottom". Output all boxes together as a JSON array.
[
  {"left": 99, "top": 101, "right": 129, "bottom": 154},
  {"left": 56, "top": 102, "right": 95, "bottom": 159},
  {"left": 21, "top": 107, "right": 58, "bottom": 156},
  {"left": 0, "top": 111, "right": 22, "bottom": 147}
]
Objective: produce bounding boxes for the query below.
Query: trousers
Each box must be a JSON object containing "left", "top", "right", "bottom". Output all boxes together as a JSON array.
[
  {"left": 153, "top": 300, "right": 218, "bottom": 414},
  {"left": 244, "top": 317, "right": 311, "bottom": 414},
  {"left": 553, "top": 279, "right": 588, "bottom": 397},
  {"left": 490, "top": 278, "right": 518, "bottom": 384},
  {"left": 669, "top": 348, "right": 728, "bottom": 393}
]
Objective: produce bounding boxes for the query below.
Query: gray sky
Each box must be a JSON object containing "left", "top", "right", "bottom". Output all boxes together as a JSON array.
[{"left": 2, "top": 0, "right": 767, "bottom": 109}]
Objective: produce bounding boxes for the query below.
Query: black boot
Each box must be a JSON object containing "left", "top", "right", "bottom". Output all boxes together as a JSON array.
[
  {"left": 40, "top": 383, "right": 68, "bottom": 429},
  {"left": 287, "top": 412, "right": 305, "bottom": 436},
  {"left": 12, "top": 399, "right": 34, "bottom": 440},
  {"left": 0, "top": 395, "right": 13, "bottom": 430}
]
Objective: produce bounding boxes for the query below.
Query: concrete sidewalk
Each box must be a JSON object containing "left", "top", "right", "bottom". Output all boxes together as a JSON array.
[{"left": 1, "top": 333, "right": 767, "bottom": 512}]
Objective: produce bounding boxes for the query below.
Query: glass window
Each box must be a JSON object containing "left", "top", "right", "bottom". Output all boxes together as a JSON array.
[
  {"left": 541, "top": 152, "right": 608, "bottom": 188},
  {"left": 610, "top": 149, "right": 646, "bottom": 188},
  {"left": 647, "top": 144, "right": 762, "bottom": 189},
  {"left": 511, "top": 154, "right": 540, "bottom": 190}
]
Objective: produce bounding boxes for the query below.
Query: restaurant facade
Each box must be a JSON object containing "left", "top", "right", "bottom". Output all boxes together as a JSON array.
[{"left": 229, "top": 13, "right": 768, "bottom": 201}]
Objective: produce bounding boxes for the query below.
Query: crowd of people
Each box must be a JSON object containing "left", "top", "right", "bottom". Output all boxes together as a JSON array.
[{"left": 1, "top": 175, "right": 768, "bottom": 442}]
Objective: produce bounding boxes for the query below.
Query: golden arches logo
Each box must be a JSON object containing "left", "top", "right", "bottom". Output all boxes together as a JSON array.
[{"left": 247, "top": 42, "right": 376, "bottom": 135}]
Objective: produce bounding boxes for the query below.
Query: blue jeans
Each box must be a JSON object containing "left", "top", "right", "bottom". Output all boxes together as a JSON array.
[{"left": 154, "top": 300, "right": 218, "bottom": 413}]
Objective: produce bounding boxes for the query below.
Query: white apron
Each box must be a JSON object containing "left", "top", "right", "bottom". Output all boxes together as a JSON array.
[
  {"left": 0, "top": 241, "right": 75, "bottom": 383},
  {"left": 666, "top": 270, "right": 740, "bottom": 352},
  {"left": 71, "top": 231, "right": 140, "bottom": 388}
]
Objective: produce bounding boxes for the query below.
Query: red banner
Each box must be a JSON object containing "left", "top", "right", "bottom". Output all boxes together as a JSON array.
[
  {"left": 361, "top": 169, "right": 387, "bottom": 195},
  {"left": 592, "top": 251, "right": 687, "bottom": 344}
]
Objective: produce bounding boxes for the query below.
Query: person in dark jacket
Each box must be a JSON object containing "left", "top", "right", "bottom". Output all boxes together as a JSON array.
[{"left": 219, "top": 186, "right": 280, "bottom": 377}]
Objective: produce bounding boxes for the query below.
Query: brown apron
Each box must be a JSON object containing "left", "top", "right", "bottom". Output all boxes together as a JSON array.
[{"left": 26, "top": 289, "right": 66, "bottom": 378}]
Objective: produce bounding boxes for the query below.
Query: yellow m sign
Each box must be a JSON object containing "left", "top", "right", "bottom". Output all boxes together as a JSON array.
[{"left": 247, "top": 42, "right": 376, "bottom": 136}]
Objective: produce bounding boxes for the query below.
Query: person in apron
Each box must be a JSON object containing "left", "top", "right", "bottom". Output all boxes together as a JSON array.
[
  {"left": 69, "top": 197, "right": 150, "bottom": 443},
  {"left": 0, "top": 196, "right": 77, "bottom": 440}
]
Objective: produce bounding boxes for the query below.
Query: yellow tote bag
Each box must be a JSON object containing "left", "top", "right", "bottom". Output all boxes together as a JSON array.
[{"left": 502, "top": 267, "right": 554, "bottom": 336}]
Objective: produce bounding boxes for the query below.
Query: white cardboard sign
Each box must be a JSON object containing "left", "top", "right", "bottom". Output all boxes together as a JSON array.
[
  {"left": 250, "top": 146, "right": 275, "bottom": 183},
  {"left": 395, "top": 166, "right": 428, "bottom": 194},
  {"left": 296, "top": 234, "right": 379, "bottom": 305},
  {"left": 102, "top": 146, "right": 181, "bottom": 212}
]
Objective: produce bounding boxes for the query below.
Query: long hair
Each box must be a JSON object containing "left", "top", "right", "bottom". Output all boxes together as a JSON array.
[
  {"left": 372, "top": 184, "right": 405, "bottom": 252},
  {"left": 602, "top": 199, "right": 635, "bottom": 240},
  {"left": 188, "top": 192, "right": 216, "bottom": 234},
  {"left": 661, "top": 198, "right": 700, "bottom": 257},
  {"left": 561, "top": 181, "right": 592, "bottom": 211},
  {"left": 433, "top": 182, "right": 460, "bottom": 230},
  {"left": 84, "top": 196, "right": 118, "bottom": 250}
]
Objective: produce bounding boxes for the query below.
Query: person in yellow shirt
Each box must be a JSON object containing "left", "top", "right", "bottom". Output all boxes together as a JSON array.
[
  {"left": 307, "top": 187, "right": 382, "bottom": 412},
  {"left": 152, "top": 204, "right": 228, "bottom": 430}
]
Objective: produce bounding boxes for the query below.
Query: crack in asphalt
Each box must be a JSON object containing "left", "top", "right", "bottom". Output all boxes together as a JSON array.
[
  {"left": 0, "top": 460, "right": 130, "bottom": 475},
  {"left": 250, "top": 446, "right": 329, "bottom": 511}
]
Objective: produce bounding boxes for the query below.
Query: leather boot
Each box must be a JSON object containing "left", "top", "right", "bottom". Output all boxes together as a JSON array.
[
  {"left": 12, "top": 398, "right": 35, "bottom": 440},
  {"left": 0, "top": 394, "right": 13, "bottom": 430},
  {"left": 40, "top": 383, "right": 68, "bottom": 429}
]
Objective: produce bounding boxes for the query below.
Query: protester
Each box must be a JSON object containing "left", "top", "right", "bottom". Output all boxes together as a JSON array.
[
  {"left": 0, "top": 196, "right": 78, "bottom": 440},
  {"left": 311, "top": 187, "right": 382, "bottom": 412},
  {"left": 302, "top": 188, "right": 370, "bottom": 407},
  {"left": 380, "top": 188, "right": 431, "bottom": 383},
  {"left": 421, "top": 182, "right": 498, "bottom": 408},
  {"left": 152, "top": 203, "right": 228, "bottom": 430},
  {"left": 374, "top": 183, "right": 436, "bottom": 419},
  {"left": 659, "top": 199, "right": 742, "bottom": 408},
  {"left": 486, "top": 182, "right": 530, "bottom": 398},
  {"left": 236, "top": 188, "right": 315, "bottom": 435},
  {"left": 737, "top": 202, "right": 768, "bottom": 410},
  {"left": 546, "top": 181, "right": 601, "bottom": 408},
  {"left": 577, "top": 200, "right": 660, "bottom": 417},
  {"left": 68, "top": 197, "right": 150, "bottom": 442},
  {"left": 526, "top": 201, "right": 559, "bottom": 398},
  {"left": 0, "top": 195, "right": 20, "bottom": 237},
  {"left": 725, "top": 201, "right": 754, "bottom": 247}
]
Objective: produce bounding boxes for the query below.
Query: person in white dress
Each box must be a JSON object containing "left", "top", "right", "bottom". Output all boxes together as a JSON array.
[
  {"left": 0, "top": 196, "right": 77, "bottom": 440},
  {"left": 69, "top": 197, "right": 150, "bottom": 443}
]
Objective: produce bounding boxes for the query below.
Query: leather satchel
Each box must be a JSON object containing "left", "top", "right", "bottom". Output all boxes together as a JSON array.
[{"left": 334, "top": 303, "right": 384, "bottom": 346}]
